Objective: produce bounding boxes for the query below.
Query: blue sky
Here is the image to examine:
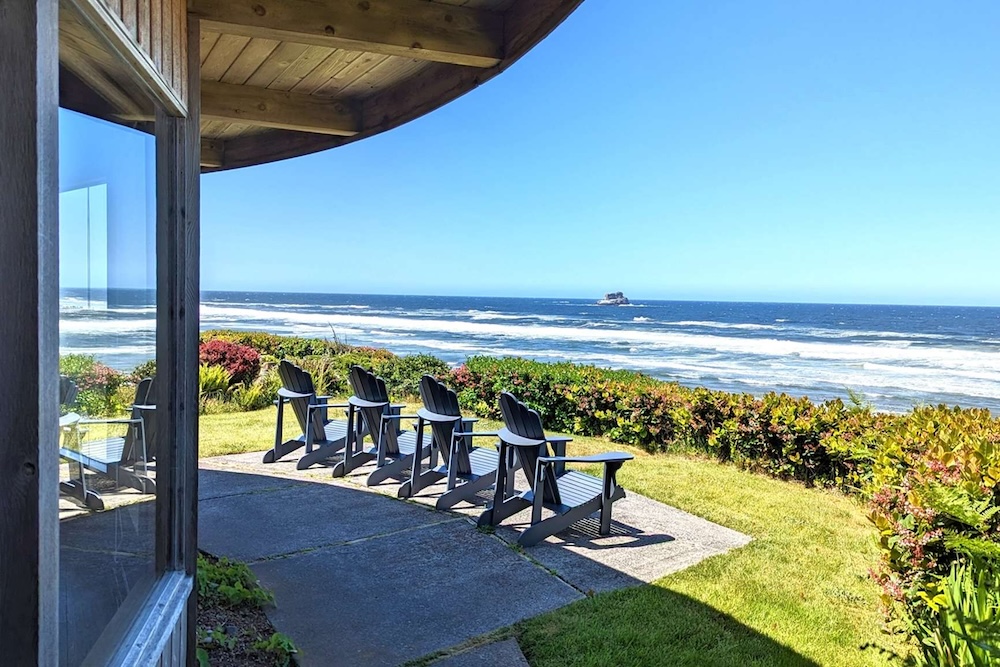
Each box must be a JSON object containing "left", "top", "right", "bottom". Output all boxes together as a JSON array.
[{"left": 198, "top": 1, "right": 1000, "bottom": 305}]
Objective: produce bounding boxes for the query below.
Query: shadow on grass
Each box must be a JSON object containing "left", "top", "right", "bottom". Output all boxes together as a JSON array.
[{"left": 517, "top": 583, "right": 821, "bottom": 667}]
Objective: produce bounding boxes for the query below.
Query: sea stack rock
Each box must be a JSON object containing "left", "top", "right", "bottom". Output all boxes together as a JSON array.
[{"left": 597, "top": 292, "right": 631, "bottom": 306}]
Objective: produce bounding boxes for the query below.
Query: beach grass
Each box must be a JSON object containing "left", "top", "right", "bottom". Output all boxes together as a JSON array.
[{"left": 199, "top": 406, "right": 905, "bottom": 666}]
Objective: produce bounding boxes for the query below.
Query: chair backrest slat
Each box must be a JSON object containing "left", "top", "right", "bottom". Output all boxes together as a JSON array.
[
  {"left": 418, "top": 375, "right": 469, "bottom": 473},
  {"left": 122, "top": 377, "right": 154, "bottom": 463},
  {"left": 348, "top": 366, "right": 401, "bottom": 455},
  {"left": 499, "top": 392, "right": 560, "bottom": 504},
  {"left": 278, "top": 360, "right": 327, "bottom": 440}
]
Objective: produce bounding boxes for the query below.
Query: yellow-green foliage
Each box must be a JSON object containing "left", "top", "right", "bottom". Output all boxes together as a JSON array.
[{"left": 866, "top": 407, "right": 1000, "bottom": 627}]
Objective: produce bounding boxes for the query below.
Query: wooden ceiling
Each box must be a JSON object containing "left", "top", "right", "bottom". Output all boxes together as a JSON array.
[{"left": 58, "top": 0, "right": 584, "bottom": 172}]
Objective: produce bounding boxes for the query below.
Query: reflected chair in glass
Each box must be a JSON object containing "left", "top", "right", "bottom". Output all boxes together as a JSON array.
[{"left": 59, "top": 377, "right": 157, "bottom": 504}]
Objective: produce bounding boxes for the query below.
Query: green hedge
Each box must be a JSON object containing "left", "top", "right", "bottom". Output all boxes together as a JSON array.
[
  {"left": 197, "top": 331, "right": 449, "bottom": 409},
  {"left": 448, "top": 355, "right": 1000, "bottom": 645}
]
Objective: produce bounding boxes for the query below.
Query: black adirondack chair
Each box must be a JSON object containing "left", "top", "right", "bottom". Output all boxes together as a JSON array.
[
  {"left": 398, "top": 375, "right": 502, "bottom": 508},
  {"left": 331, "top": 365, "right": 419, "bottom": 486},
  {"left": 267, "top": 360, "right": 353, "bottom": 469},
  {"left": 59, "top": 377, "right": 157, "bottom": 504},
  {"left": 477, "top": 392, "right": 634, "bottom": 546}
]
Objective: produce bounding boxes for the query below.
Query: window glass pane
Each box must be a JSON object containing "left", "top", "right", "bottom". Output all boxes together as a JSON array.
[{"left": 57, "top": 107, "right": 157, "bottom": 666}]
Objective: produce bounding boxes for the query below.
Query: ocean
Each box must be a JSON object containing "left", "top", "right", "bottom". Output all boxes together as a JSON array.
[{"left": 59, "top": 289, "right": 1000, "bottom": 414}]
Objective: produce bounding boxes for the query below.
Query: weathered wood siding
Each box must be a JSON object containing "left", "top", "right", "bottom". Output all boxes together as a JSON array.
[{"left": 99, "top": 0, "right": 189, "bottom": 107}]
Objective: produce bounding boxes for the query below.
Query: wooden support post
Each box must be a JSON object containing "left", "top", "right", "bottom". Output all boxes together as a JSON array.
[
  {"left": 0, "top": 0, "right": 60, "bottom": 663},
  {"left": 154, "top": 12, "right": 202, "bottom": 666}
]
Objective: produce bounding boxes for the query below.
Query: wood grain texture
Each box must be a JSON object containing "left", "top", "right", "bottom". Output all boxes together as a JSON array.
[
  {"left": 203, "top": 0, "right": 583, "bottom": 170},
  {"left": 0, "top": 0, "right": 60, "bottom": 662},
  {"left": 67, "top": 0, "right": 187, "bottom": 113},
  {"left": 202, "top": 80, "right": 359, "bottom": 134},
  {"left": 218, "top": 37, "right": 280, "bottom": 84},
  {"left": 155, "top": 13, "right": 202, "bottom": 664},
  {"left": 192, "top": 0, "right": 503, "bottom": 67},
  {"left": 200, "top": 33, "right": 250, "bottom": 80}
]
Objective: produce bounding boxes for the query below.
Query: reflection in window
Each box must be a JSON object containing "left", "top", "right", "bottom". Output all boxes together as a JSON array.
[{"left": 58, "top": 108, "right": 157, "bottom": 666}]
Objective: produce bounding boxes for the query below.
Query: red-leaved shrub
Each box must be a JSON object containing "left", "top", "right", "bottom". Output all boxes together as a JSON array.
[{"left": 199, "top": 339, "right": 261, "bottom": 386}]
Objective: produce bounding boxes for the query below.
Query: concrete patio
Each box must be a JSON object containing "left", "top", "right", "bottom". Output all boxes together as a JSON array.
[{"left": 198, "top": 451, "right": 750, "bottom": 666}]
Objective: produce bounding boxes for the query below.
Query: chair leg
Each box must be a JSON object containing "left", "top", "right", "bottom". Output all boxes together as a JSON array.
[
  {"left": 436, "top": 472, "right": 492, "bottom": 510},
  {"left": 262, "top": 437, "right": 305, "bottom": 464},
  {"left": 366, "top": 452, "right": 414, "bottom": 486},
  {"left": 295, "top": 437, "right": 347, "bottom": 470},
  {"left": 518, "top": 497, "right": 603, "bottom": 547}
]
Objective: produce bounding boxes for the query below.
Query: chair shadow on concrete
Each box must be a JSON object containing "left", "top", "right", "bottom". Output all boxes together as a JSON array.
[
  {"left": 517, "top": 584, "right": 823, "bottom": 667},
  {"left": 539, "top": 515, "right": 676, "bottom": 550}
]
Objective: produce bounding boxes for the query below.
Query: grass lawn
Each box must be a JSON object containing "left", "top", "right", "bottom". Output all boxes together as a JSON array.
[{"left": 199, "top": 406, "right": 906, "bottom": 667}]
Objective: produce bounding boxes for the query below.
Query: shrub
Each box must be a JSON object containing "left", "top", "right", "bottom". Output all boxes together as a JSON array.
[
  {"left": 909, "top": 561, "right": 1000, "bottom": 665},
  {"left": 196, "top": 554, "right": 273, "bottom": 608},
  {"left": 199, "top": 364, "right": 231, "bottom": 399},
  {"left": 59, "top": 354, "right": 128, "bottom": 416},
  {"left": 230, "top": 368, "right": 281, "bottom": 411},
  {"left": 373, "top": 354, "right": 450, "bottom": 397},
  {"left": 866, "top": 407, "right": 1000, "bottom": 626},
  {"left": 201, "top": 330, "right": 349, "bottom": 358},
  {"left": 199, "top": 339, "right": 260, "bottom": 386},
  {"left": 131, "top": 359, "right": 157, "bottom": 382}
]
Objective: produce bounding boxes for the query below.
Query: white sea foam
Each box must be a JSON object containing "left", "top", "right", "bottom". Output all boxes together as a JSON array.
[
  {"left": 669, "top": 320, "right": 778, "bottom": 330},
  {"left": 633, "top": 316, "right": 651, "bottom": 322}
]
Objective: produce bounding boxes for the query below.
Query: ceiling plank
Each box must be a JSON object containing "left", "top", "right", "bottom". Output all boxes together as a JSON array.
[
  {"left": 201, "top": 79, "right": 359, "bottom": 136},
  {"left": 201, "top": 138, "right": 225, "bottom": 168},
  {"left": 191, "top": 0, "right": 503, "bottom": 68}
]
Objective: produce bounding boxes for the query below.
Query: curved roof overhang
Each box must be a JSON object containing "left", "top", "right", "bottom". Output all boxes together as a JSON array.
[
  {"left": 194, "top": 0, "right": 583, "bottom": 171},
  {"left": 58, "top": 0, "right": 583, "bottom": 172}
]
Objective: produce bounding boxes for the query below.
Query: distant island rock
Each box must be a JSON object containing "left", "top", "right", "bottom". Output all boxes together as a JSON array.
[{"left": 597, "top": 291, "right": 631, "bottom": 306}]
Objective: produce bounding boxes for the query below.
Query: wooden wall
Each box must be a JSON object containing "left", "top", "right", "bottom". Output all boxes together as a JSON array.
[{"left": 93, "top": 0, "right": 189, "bottom": 110}]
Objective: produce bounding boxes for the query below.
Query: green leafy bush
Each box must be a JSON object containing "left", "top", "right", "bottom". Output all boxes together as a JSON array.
[
  {"left": 130, "top": 359, "right": 156, "bottom": 383},
  {"left": 866, "top": 407, "right": 1000, "bottom": 627},
  {"left": 230, "top": 367, "right": 282, "bottom": 411},
  {"left": 196, "top": 554, "right": 274, "bottom": 608},
  {"left": 199, "top": 364, "right": 232, "bottom": 399},
  {"left": 372, "top": 353, "right": 449, "bottom": 397},
  {"left": 909, "top": 561, "right": 1000, "bottom": 666},
  {"left": 252, "top": 632, "right": 298, "bottom": 667},
  {"left": 59, "top": 354, "right": 128, "bottom": 416},
  {"left": 201, "top": 329, "right": 351, "bottom": 358}
]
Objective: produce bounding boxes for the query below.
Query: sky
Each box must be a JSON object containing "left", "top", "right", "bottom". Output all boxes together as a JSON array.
[{"left": 196, "top": 1, "right": 1000, "bottom": 305}]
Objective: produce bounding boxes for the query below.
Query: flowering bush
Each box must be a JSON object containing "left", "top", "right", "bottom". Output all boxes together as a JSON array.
[
  {"left": 199, "top": 339, "right": 261, "bottom": 386},
  {"left": 59, "top": 354, "right": 127, "bottom": 416}
]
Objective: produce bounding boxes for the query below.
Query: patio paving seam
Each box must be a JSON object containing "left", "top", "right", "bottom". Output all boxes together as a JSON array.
[{"left": 243, "top": 516, "right": 467, "bottom": 565}]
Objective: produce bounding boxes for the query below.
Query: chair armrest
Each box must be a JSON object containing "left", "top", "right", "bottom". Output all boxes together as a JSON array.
[
  {"left": 538, "top": 452, "right": 634, "bottom": 464},
  {"left": 78, "top": 417, "right": 143, "bottom": 426},
  {"left": 382, "top": 413, "right": 419, "bottom": 421},
  {"left": 317, "top": 395, "right": 333, "bottom": 400},
  {"left": 461, "top": 417, "right": 480, "bottom": 423},
  {"left": 308, "top": 402, "right": 349, "bottom": 412},
  {"left": 278, "top": 387, "right": 312, "bottom": 400},
  {"left": 546, "top": 436, "right": 572, "bottom": 444},
  {"left": 390, "top": 404, "right": 407, "bottom": 410},
  {"left": 132, "top": 404, "right": 156, "bottom": 411},
  {"left": 452, "top": 431, "right": 500, "bottom": 438}
]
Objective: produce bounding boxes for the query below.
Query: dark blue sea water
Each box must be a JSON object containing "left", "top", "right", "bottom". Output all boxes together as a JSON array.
[{"left": 59, "top": 289, "right": 1000, "bottom": 413}]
